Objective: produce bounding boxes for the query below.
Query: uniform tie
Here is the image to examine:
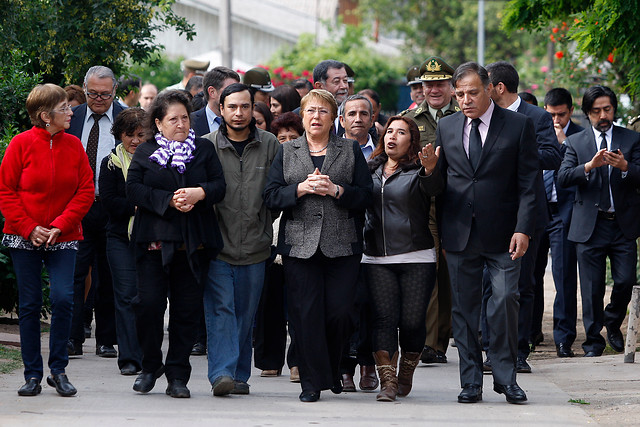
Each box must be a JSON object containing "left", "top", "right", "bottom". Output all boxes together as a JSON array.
[{"left": 436, "top": 109, "right": 444, "bottom": 122}]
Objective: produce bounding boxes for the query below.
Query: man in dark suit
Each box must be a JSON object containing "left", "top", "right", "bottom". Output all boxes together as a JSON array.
[
  {"left": 191, "top": 66, "right": 240, "bottom": 137},
  {"left": 435, "top": 62, "right": 538, "bottom": 404},
  {"left": 558, "top": 86, "right": 640, "bottom": 357},
  {"left": 531, "top": 88, "right": 584, "bottom": 358},
  {"left": 67, "top": 65, "right": 125, "bottom": 358},
  {"left": 481, "top": 61, "right": 562, "bottom": 373}
]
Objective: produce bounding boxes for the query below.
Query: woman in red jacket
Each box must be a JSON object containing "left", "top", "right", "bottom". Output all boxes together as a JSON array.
[{"left": 0, "top": 84, "right": 94, "bottom": 397}]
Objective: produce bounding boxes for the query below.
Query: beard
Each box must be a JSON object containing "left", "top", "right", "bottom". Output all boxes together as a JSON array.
[
  {"left": 227, "top": 122, "right": 249, "bottom": 132},
  {"left": 594, "top": 119, "right": 612, "bottom": 132}
]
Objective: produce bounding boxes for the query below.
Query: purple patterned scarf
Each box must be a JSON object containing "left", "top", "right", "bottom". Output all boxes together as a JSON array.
[{"left": 149, "top": 128, "right": 196, "bottom": 174}]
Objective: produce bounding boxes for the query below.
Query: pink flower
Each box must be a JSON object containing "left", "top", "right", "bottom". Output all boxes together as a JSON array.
[
  {"left": 531, "top": 84, "right": 539, "bottom": 90},
  {"left": 540, "top": 66, "right": 549, "bottom": 73}
]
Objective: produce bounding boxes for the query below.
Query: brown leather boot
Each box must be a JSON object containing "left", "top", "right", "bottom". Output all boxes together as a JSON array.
[
  {"left": 373, "top": 350, "right": 398, "bottom": 402},
  {"left": 397, "top": 351, "right": 421, "bottom": 397},
  {"left": 359, "top": 365, "right": 379, "bottom": 390}
]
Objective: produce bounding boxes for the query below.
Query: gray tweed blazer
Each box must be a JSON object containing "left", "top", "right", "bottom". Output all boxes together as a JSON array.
[{"left": 263, "top": 133, "right": 373, "bottom": 259}]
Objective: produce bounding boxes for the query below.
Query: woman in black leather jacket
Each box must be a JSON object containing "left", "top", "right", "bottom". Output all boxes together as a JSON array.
[{"left": 362, "top": 115, "right": 443, "bottom": 402}]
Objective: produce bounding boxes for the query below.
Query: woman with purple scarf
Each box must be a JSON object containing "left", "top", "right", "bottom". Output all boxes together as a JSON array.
[{"left": 126, "top": 90, "right": 226, "bottom": 398}]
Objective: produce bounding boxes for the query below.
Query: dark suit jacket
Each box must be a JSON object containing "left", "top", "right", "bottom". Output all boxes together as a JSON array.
[
  {"left": 516, "top": 99, "right": 563, "bottom": 228},
  {"left": 191, "top": 107, "right": 211, "bottom": 137},
  {"left": 557, "top": 125, "right": 640, "bottom": 242},
  {"left": 68, "top": 102, "right": 126, "bottom": 141},
  {"left": 435, "top": 104, "right": 538, "bottom": 253},
  {"left": 555, "top": 120, "right": 584, "bottom": 225}
]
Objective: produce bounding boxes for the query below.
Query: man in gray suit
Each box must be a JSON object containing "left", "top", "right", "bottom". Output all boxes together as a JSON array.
[
  {"left": 558, "top": 86, "right": 640, "bottom": 357},
  {"left": 435, "top": 62, "right": 538, "bottom": 404}
]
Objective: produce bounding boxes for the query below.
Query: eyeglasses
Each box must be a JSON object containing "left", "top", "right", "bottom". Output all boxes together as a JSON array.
[
  {"left": 304, "top": 108, "right": 331, "bottom": 117},
  {"left": 86, "top": 92, "right": 113, "bottom": 100},
  {"left": 52, "top": 104, "right": 72, "bottom": 113}
]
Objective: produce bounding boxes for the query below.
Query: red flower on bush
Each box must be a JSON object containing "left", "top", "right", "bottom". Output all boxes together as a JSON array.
[
  {"left": 555, "top": 51, "right": 564, "bottom": 59},
  {"left": 552, "top": 27, "right": 559, "bottom": 34},
  {"left": 607, "top": 52, "right": 614, "bottom": 63}
]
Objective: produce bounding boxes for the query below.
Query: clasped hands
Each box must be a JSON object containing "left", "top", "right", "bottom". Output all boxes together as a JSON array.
[
  {"left": 170, "top": 187, "right": 205, "bottom": 213},
  {"left": 586, "top": 148, "right": 628, "bottom": 173},
  {"left": 298, "top": 168, "right": 340, "bottom": 198},
  {"left": 29, "top": 225, "right": 61, "bottom": 248}
]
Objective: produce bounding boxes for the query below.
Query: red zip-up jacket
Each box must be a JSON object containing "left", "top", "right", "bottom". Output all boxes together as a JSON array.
[{"left": 0, "top": 126, "right": 94, "bottom": 241}]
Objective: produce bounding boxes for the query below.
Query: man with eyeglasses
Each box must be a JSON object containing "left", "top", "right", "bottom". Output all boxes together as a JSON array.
[{"left": 66, "top": 65, "right": 125, "bottom": 363}]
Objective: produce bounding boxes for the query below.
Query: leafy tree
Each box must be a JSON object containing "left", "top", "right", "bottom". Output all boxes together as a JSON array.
[
  {"left": 358, "top": 0, "right": 547, "bottom": 68},
  {"left": 267, "top": 24, "right": 404, "bottom": 110},
  {"left": 0, "top": 0, "right": 195, "bottom": 87},
  {"left": 502, "top": 0, "right": 640, "bottom": 103},
  {"left": 129, "top": 55, "right": 184, "bottom": 92}
]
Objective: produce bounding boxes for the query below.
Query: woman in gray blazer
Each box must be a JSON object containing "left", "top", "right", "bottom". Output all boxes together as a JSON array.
[{"left": 263, "top": 89, "right": 373, "bottom": 402}]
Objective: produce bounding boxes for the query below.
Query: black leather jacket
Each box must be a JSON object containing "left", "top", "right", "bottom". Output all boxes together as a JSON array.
[{"left": 363, "top": 157, "right": 443, "bottom": 257}]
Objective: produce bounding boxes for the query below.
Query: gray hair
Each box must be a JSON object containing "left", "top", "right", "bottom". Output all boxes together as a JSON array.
[
  {"left": 341, "top": 94, "right": 372, "bottom": 116},
  {"left": 84, "top": 66, "right": 117, "bottom": 89}
]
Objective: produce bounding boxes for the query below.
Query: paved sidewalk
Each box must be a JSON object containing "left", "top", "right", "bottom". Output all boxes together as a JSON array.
[{"left": 0, "top": 332, "right": 594, "bottom": 426}]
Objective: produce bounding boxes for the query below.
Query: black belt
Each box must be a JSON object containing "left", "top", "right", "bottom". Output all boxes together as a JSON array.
[
  {"left": 597, "top": 210, "right": 616, "bottom": 220},
  {"left": 548, "top": 202, "right": 558, "bottom": 215}
]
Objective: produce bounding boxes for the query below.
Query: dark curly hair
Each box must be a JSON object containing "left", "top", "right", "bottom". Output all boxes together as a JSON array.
[
  {"left": 148, "top": 89, "right": 192, "bottom": 135},
  {"left": 368, "top": 115, "right": 421, "bottom": 172},
  {"left": 270, "top": 111, "right": 304, "bottom": 137},
  {"left": 111, "top": 107, "right": 147, "bottom": 140}
]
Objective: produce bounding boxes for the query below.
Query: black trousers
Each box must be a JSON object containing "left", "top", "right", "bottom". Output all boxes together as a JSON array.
[
  {"left": 70, "top": 201, "right": 116, "bottom": 346},
  {"left": 576, "top": 217, "right": 636, "bottom": 354},
  {"left": 340, "top": 264, "right": 375, "bottom": 376},
  {"left": 283, "top": 252, "right": 360, "bottom": 393},
  {"left": 254, "top": 262, "right": 298, "bottom": 371},
  {"left": 133, "top": 248, "right": 207, "bottom": 382}
]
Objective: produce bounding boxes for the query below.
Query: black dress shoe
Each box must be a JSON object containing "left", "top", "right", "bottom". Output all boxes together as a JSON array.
[
  {"left": 584, "top": 350, "right": 602, "bottom": 357},
  {"left": 133, "top": 365, "right": 165, "bottom": 393},
  {"left": 211, "top": 375, "right": 234, "bottom": 396},
  {"left": 556, "top": 343, "right": 575, "bottom": 358},
  {"left": 191, "top": 342, "right": 207, "bottom": 356},
  {"left": 458, "top": 384, "right": 482, "bottom": 403},
  {"left": 606, "top": 327, "right": 624, "bottom": 352},
  {"left": 435, "top": 350, "right": 448, "bottom": 363},
  {"left": 47, "top": 373, "right": 77, "bottom": 397},
  {"left": 18, "top": 377, "right": 42, "bottom": 396},
  {"left": 120, "top": 362, "right": 140, "bottom": 376},
  {"left": 165, "top": 379, "right": 190, "bottom": 398},
  {"left": 516, "top": 357, "right": 532, "bottom": 373},
  {"left": 482, "top": 356, "right": 492, "bottom": 373},
  {"left": 330, "top": 378, "right": 343, "bottom": 394},
  {"left": 299, "top": 390, "right": 321, "bottom": 402},
  {"left": 420, "top": 345, "right": 439, "bottom": 364},
  {"left": 67, "top": 339, "right": 82, "bottom": 356},
  {"left": 494, "top": 383, "right": 527, "bottom": 404},
  {"left": 96, "top": 344, "right": 117, "bottom": 358}
]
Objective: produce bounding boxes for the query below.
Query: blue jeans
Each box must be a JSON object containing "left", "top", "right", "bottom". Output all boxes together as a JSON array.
[
  {"left": 204, "top": 259, "right": 265, "bottom": 383},
  {"left": 106, "top": 235, "right": 142, "bottom": 370},
  {"left": 11, "top": 248, "right": 76, "bottom": 380}
]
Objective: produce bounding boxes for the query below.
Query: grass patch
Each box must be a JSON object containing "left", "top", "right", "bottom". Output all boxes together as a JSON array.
[
  {"left": 569, "top": 398, "right": 590, "bottom": 405},
  {"left": 0, "top": 344, "right": 22, "bottom": 374}
]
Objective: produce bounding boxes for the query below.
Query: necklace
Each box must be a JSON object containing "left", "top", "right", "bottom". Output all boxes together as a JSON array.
[{"left": 309, "top": 144, "right": 328, "bottom": 154}]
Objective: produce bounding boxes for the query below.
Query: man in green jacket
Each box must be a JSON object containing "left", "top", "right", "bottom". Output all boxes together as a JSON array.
[{"left": 203, "top": 83, "right": 279, "bottom": 397}]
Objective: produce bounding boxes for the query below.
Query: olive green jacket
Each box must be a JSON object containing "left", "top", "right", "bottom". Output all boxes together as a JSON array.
[
  {"left": 204, "top": 127, "right": 279, "bottom": 265},
  {"left": 401, "top": 100, "right": 460, "bottom": 147}
]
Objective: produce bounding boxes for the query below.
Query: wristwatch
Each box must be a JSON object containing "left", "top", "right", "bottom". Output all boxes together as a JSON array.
[{"left": 334, "top": 185, "right": 340, "bottom": 198}]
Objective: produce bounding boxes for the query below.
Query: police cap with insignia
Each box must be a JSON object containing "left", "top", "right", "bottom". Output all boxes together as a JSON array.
[
  {"left": 344, "top": 63, "right": 355, "bottom": 84},
  {"left": 243, "top": 67, "right": 275, "bottom": 92},
  {"left": 182, "top": 59, "right": 210, "bottom": 75},
  {"left": 406, "top": 66, "right": 422, "bottom": 86},
  {"left": 419, "top": 57, "right": 455, "bottom": 82}
]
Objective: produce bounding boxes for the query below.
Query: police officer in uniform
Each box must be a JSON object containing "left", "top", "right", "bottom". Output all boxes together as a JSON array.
[
  {"left": 243, "top": 67, "right": 275, "bottom": 106},
  {"left": 406, "top": 65, "right": 424, "bottom": 110},
  {"left": 402, "top": 56, "right": 458, "bottom": 364},
  {"left": 401, "top": 56, "right": 459, "bottom": 147}
]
